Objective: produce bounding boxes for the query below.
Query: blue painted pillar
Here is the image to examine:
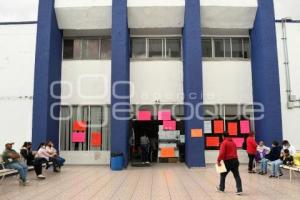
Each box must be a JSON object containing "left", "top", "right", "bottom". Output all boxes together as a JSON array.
[
  {"left": 32, "top": 0, "right": 62, "bottom": 149},
  {"left": 111, "top": 0, "right": 130, "bottom": 168},
  {"left": 250, "top": 0, "right": 283, "bottom": 146},
  {"left": 183, "top": 0, "right": 205, "bottom": 167}
]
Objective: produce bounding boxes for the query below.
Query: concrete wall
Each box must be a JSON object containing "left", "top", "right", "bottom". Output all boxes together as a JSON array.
[
  {"left": 130, "top": 61, "right": 183, "bottom": 105},
  {"left": 203, "top": 61, "right": 253, "bottom": 104},
  {"left": 276, "top": 23, "right": 300, "bottom": 149},
  {"left": 61, "top": 60, "right": 111, "bottom": 105},
  {"left": 0, "top": 0, "right": 38, "bottom": 22},
  {"left": 0, "top": 24, "right": 37, "bottom": 152}
]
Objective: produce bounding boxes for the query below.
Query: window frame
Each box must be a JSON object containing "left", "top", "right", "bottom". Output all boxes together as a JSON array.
[
  {"left": 62, "top": 37, "right": 112, "bottom": 60},
  {"left": 130, "top": 36, "right": 182, "bottom": 61},
  {"left": 202, "top": 36, "right": 251, "bottom": 61}
]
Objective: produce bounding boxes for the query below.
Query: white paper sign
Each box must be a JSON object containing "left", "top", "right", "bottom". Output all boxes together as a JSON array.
[{"left": 204, "top": 120, "right": 212, "bottom": 134}]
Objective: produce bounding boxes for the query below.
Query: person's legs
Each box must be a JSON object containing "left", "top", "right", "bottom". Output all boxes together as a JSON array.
[
  {"left": 248, "top": 154, "right": 255, "bottom": 172},
  {"left": 141, "top": 145, "right": 146, "bottom": 162},
  {"left": 231, "top": 167, "right": 243, "bottom": 192},
  {"left": 6, "top": 162, "right": 27, "bottom": 182},
  {"left": 260, "top": 159, "right": 268, "bottom": 174},
  {"left": 274, "top": 160, "right": 283, "bottom": 177},
  {"left": 219, "top": 172, "right": 228, "bottom": 191},
  {"left": 270, "top": 161, "right": 275, "bottom": 176},
  {"left": 33, "top": 158, "right": 43, "bottom": 176}
]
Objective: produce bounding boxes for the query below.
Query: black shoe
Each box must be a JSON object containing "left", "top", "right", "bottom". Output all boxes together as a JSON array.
[
  {"left": 258, "top": 172, "right": 263, "bottom": 175},
  {"left": 269, "top": 175, "right": 275, "bottom": 178},
  {"left": 279, "top": 173, "right": 283, "bottom": 177},
  {"left": 216, "top": 186, "right": 224, "bottom": 192},
  {"left": 54, "top": 168, "right": 60, "bottom": 173}
]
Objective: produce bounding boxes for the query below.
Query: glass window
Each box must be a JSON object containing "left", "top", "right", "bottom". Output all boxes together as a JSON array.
[
  {"left": 243, "top": 38, "right": 250, "bottom": 59},
  {"left": 100, "top": 39, "right": 111, "bottom": 59},
  {"left": 202, "top": 38, "right": 212, "bottom": 57},
  {"left": 225, "top": 39, "right": 231, "bottom": 58},
  {"left": 149, "top": 39, "right": 163, "bottom": 58},
  {"left": 131, "top": 38, "right": 146, "bottom": 58},
  {"left": 214, "top": 39, "right": 224, "bottom": 57},
  {"left": 82, "top": 39, "right": 100, "bottom": 59},
  {"left": 73, "top": 39, "right": 82, "bottom": 59},
  {"left": 63, "top": 40, "right": 74, "bottom": 59},
  {"left": 231, "top": 38, "right": 243, "bottom": 58},
  {"left": 166, "top": 38, "right": 181, "bottom": 58}
]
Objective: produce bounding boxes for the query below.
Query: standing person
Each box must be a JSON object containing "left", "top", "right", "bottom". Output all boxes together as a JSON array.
[
  {"left": 20, "top": 142, "right": 46, "bottom": 179},
  {"left": 2, "top": 143, "right": 29, "bottom": 185},
  {"left": 217, "top": 135, "right": 243, "bottom": 195},
  {"left": 140, "top": 134, "right": 150, "bottom": 164},
  {"left": 246, "top": 133, "right": 258, "bottom": 173}
]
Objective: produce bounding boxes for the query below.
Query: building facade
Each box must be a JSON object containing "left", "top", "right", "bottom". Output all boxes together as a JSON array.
[{"left": 0, "top": 0, "right": 300, "bottom": 168}]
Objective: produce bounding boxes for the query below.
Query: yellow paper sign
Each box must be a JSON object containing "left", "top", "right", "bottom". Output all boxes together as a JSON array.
[{"left": 191, "top": 129, "right": 203, "bottom": 138}]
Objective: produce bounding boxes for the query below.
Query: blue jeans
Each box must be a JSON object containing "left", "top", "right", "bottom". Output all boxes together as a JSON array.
[
  {"left": 271, "top": 159, "right": 283, "bottom": 176},
  {"left": 6, "top": 162, "right": 28, "bottom": 182},
  {"left": 260, "top": 158, "right": 269, "bottom": 173}
]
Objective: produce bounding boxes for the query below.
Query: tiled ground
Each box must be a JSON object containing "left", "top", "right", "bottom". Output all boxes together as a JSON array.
[{"left": 1, "top": 163, "right": 300, "bottom": 200}]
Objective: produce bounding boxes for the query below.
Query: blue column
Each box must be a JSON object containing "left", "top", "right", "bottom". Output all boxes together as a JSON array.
[
  {"left": 111, "top": 0, "right": 130, "bottom": 168},
  {"left": 250, "top": 0, "right": 283, "bottom": 146},
  {"left": 32, "top": 0, "right": 62, "bottom": 149},
  {"left": 183, "top": 0, "right": 205, "bottom": 167}
]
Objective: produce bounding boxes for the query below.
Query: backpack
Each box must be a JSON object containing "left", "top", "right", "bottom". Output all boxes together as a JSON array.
[{"left": 242, "top": 140, "right": 247, "bottom": 150}]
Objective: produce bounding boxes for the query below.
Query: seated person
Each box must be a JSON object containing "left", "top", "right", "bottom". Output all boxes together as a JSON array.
[
  {"left": 282, "top": 149, "right": 294, "bottom": 167},
  {"left": 35, "top": 142, "right": 60, "bottom": 172},
  {"left": 282, "top": 140, "right": 296, "bottom": 156},
  {"left": 259, "top": 141, "right": 281, "bottom": 175},
  {"left": 256, "top": 141, "right": 270, "bottom": 175},
  {"left": 20, "top": 142, "right": 46, "bottom": 179},
  {"left": 2, "top": 142, "right": 29, "bottom": 185},
  {"left": 46, "top": 140, "right": 65, "bottom": 169}
]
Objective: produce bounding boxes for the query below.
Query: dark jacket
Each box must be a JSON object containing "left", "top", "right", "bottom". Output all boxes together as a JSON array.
[
  {"left": 282, "top": 155, "right": 294, "bottom": 166},
  {"left": 20, "top": 148, "right": 35, "bottom": 166},
  {"left": 265, "top": 146, "right": 281, "bottom": 161}
]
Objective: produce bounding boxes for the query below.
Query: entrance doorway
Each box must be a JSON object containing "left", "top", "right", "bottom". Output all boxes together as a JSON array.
[{"left": 130, "top": 118, "right": 185, "bottom": 166}]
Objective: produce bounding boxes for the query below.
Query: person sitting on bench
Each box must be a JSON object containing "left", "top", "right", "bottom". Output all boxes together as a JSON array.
[
  {"left": 20, "top": 142, "right": 46, "bottom": 179},
  {"left": 282, "top": 149, "right": 294, "bottom": 167},
  {"left": 36, "top": 143, "right": 60, "bottom": 172},
  {"left": 2, "top": 142, "right": 29, "bottom": 186},
  {"left": 46, "top": 140, "right": 65, "bottom": 169}
]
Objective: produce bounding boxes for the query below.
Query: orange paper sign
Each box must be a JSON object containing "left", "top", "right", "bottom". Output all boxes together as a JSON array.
[
  {"left": 91, "top": 132, "right": 102, "bottom": 147},
  {"left": 191, "top": 129, "right": 203, "bottom": 138},
  {"left": 213, "top": 120, "right": 224, "bottom": 134},
  {"left": 161, "top": 147, "right": 175, "bottom": 158},
  {"left": 228, "top": 122, "right": 238, "bottom": 136},
  {"left": 206, "top": 137, "right": 220, "bottom": 147},
  {"left": 73, "top": 120, "right": 87, "bottom": 132}
]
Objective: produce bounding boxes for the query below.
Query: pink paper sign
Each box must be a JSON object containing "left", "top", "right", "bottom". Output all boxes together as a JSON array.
[
  {"left": 163, "top": 120, "right": 176, "bottom": 130},
  {"left": 232, "top": 138, "right": 244, "bottom": 148},
  {"left": 138, "top": 111, "right": 151, "bottom": 121},
  {"left": 72, "top": 132, "right": 85, "bottom": 143},
  {"left": 240, "top": 120, "right": 250, "bottom": 134},
  {"left": 158, "top": 110, "right": 171, "bottom": 120}
]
